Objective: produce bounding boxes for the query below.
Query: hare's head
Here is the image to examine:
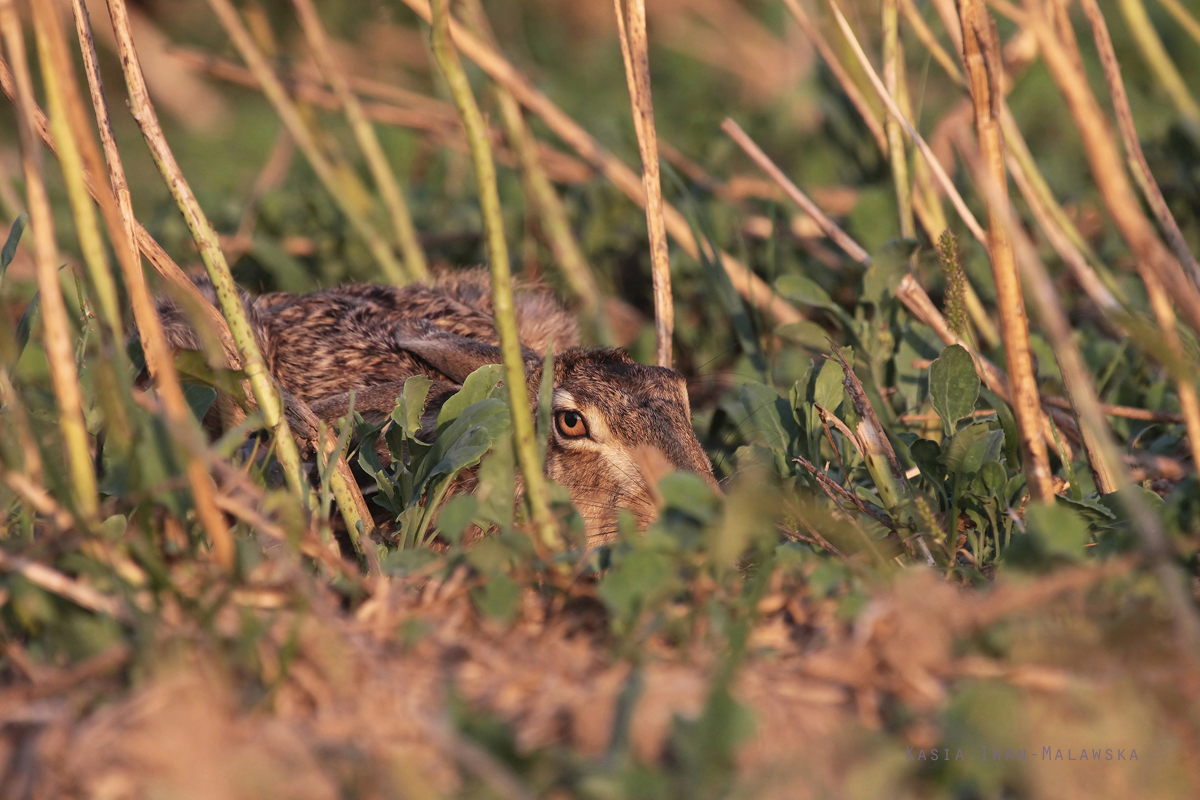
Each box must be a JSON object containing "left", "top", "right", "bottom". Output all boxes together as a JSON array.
[
  {"left": 390, "top": 327, "right": 719, "bottom": 541},
  {"left": 538, "top": 348, "right": 719, "bottom": 541}
]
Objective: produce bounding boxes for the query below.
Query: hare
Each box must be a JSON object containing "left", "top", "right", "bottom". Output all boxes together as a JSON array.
[{"left": 155, "top": 268, "right": 719, "bottom": 541}]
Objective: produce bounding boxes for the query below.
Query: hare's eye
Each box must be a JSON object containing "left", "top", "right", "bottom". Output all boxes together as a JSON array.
[{"left": 555, "top": 409, "right": 589, "bottom": 439}]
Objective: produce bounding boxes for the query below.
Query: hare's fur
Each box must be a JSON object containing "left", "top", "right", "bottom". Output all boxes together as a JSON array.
[{"left": 156, "top": 268, "right": 718, "bottom": 540}]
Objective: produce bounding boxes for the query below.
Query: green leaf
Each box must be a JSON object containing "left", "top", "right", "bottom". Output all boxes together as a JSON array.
[
  {"left": 658, "top": 471, "right": 720, "bottom": 523},
  {"left": 979, "top": 387, "right": 1020, "bottom": 468},
  {"left": 812, "top": 359, "right": 845, "bottom": 414},
  {"left": 437, "top": 364, "right": 503, "bottom": 428},
  {"left": 738, "top": 381, "right": 798, "bottom": 456},
  {"left": 436, "top": 494, "right": 478, "bottom": 545},
  {"left": 928, "top": 344, "right": 980, "bottom": 436},
  {"left": 181, "top": 383, "right": 217, "bottom": 424},
  {"left": 910, "top": 438, "right": 945, "bottom": 486},
  {"left": 392, "top": 374, "right": 434, "bottom": 436},
  {"left": 776, "top": 273, "right": 836, "bottom": 311},
  {"left": 471, "top": 573, "right": 521, "bottom": 625},
  {"left": 940, "top": 421, "right": 994, "bottom": 476},
  {"left": 0, "top": 213, "right": 27, "bottom": 283},
  {"left": 598, "top": 550, "right": 677, "bottom": 626},
  {"left": 1026, "top": 503, "right": 1089, "bottom": 560},
  {"left": 961, "top": 429, "right": 1004, "bottom": 476},
  {"left": 173, "top": 350, "right": 250, "bottom": 405},
  {"left": 861, "top": 238, "right": 917, "bottom": 307},
  {"left": 13, "top": 291, "right": 38, "bottom": 364}
]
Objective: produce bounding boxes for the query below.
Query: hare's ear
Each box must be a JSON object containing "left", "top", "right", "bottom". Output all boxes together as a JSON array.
[{"left": 394, "top": 322, "right": 540, "bottom": 383}]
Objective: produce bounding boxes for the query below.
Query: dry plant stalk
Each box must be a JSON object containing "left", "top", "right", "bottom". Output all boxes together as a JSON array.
[
  {"left": 1153, "top": 0, "right": 1200, "bottom": 46},
  {"left": 41, "top": 0, "right": 236, "bottom": 564},
  {"left": 1026, "top": 0, "right": 1200, "bottom": 338},
  {"left": 958, "top": 0, "right": 1054, "bottom": 502},
  {"left": 613, "top": 0, "right": 673, "bottom": 367},
  {"left": 397, "top": 0, "right": 804, "bottom": 327},
  {"left": 779, "top": 0, "right": 889, "bottom": 154},
  {"left": 1078, "top": 0, "right": 1200, "bottom": 288},
  {"left": 0, "top": 0, "right": 98, "bottom": 519},
  {"left": 204, "top": 0, "right": 409, "bottom": 286},
  {"left": 101, "top": 0, "right": 313, "bottom": 508},
  {"left": 290, "top": 0, "right": 429, "bottom": 282},
  {"left": 828, "top": 2, "right": 987, "bottom": 247},
  {"left": 0, "top": 56, "right": 238, "bottom": 362},
  {"left": 461, "top": 0, "right": 604, "bottom": 334},
  {"left": 1117, "top": 0, "right": 1200, "bottom": 131},
  {"left": 430, "top": 0, "right": 560, "bottom": 552},
  {"left": 721, "top": 118, "right": 871, "bottom": 265},
  {"left": 1027, "top": 0, "right": 1200, "bottom": 472},
  {"left": 882, "top": 0, "right": 916, "bottom": 244},
  {"left": 997, "top": 184, "right": 1200, "bottom": 661}
]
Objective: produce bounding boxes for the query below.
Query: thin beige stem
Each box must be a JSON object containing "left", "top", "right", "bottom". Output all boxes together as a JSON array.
[
  {"left": 1079, "top": 0, "right": 1200, "bottom": 287},
  {"left": 959, "top": 0, "right": 1054, "bottom": 502},
  {"left": 900, "top": 0, "right": 965, "bottom": 84},
  {"left": 1154, "top": 0, "right": 1200, "bottom": 47},
  {"left": 430, "top": 0, "right": 560, "bottom": 552},
  {"left": 829, "top": 2, "right": 988, "bottom": 247},
  {"left": 32, "top": 5, "right": 123, "bottom": 348},
  {"left": 1117, "top": 0, "right": 1200, "bottom": 131},
  {"left": 203, "top": 0, "right": 409, "bottom": 285},
  {"left": 999, "top": 176, "right": 1200, "bottom": 663},
  {"left": 780, "top": 0, "right": 889, "bottom": 154},
  {"left": 721, "top": 118, "right": 870, "bottom": 265},
  {"left": 613, "top": 0, "right": 673, "bottom": 367},
  {"left": 102, "top": 0, "right": 309, "bottom": 506},
  {"left": 0, "top": 54, "right": 237, "bottom": 362},
  {"left": 1143, "top": 272, "right": 1200, "bottom": 474},
  {"left": 0, "top": 0, "right": 98, "bottom": 520},
  {"left": 883, "top": 0, "right": 916, "bottom": 243},
  {"left": 68, "top": 0, "right": 237, "bottom": 567},
  {"left": 290, "top": 0, "right": 429, "bottom": 282},
  {"left": 461, "top": 0, "right": 604, "bottom": 334},
  {"left": 1028, "top": 0, "right": 1200, "bottom": 336},
  {"left": 397, "top": 0, "right": 803, "bottom": 327}
]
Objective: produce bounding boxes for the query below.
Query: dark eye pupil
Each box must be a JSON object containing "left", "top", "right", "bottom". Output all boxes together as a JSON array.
[{"left": 564, "top": 411, "right": 579, "bottom": 427}]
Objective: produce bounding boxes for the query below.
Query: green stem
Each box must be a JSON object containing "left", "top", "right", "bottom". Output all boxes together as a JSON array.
[
  {"left": 430, "top": 0, "right": 561, "bottom": 553},
  {"left": 105, "top": 0, "right": 309, "bottom": 505},
  {"left": 205, "top": 0, "right": 411, "bottom": 285}
]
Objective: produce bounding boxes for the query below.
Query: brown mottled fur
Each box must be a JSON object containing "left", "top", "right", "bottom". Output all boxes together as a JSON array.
[{"left": 155, "top": 268, "right": 717, "bottom": 540}]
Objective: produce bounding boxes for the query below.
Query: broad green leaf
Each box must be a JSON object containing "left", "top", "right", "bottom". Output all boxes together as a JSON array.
[
  {"left": 437, "top": 363, "right": 503, "bottom": 427},
  {"left": 812, "top": 359, "right": 845, "bottom": 414},
  {"left": 776, "top": 273, "right": 836, "bottom": 311},
  {"left": 979, "top": 386, "right": 1020, "bottom": 468},
  {"left": 940, "top": 421, "right": 994, "bottom": 476},
  {"left": 659, "top": 471, "right": 720, "bottom": 524},
  {"left": 861, "top": 238, "right": 918, "bottom": 307},
  {"left": 928, "top": 344, "right": 980, "bottom": 436},
  {"left": 436, "top": 494, "right": 478, "bottom": 545},
  {"left": 471, "top": 573, "right": 521, "bottom": 625},
  {"left": 393, "top": 374, "right": 434, "bottom": 436},
  {"left": 1026, "top": 503, "right": 1089, "bottom": 560},
  {"left": 960, "top": 429, "right": 1004, "bottom": 476},
  {"left": 598, "top": 550, "right": 677, "bottom": 625},
  {"left": 910, "top": 438, "right": 944, "bottom": 486},
  {"left": 181, "top": 383, "right": 217, "bottom": 424},
  {"left": 173, "top": 350, "right": 249, "bottom": 405},
  {"left": 738, "top": 381, "right": 798, "bottom": 456}
]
